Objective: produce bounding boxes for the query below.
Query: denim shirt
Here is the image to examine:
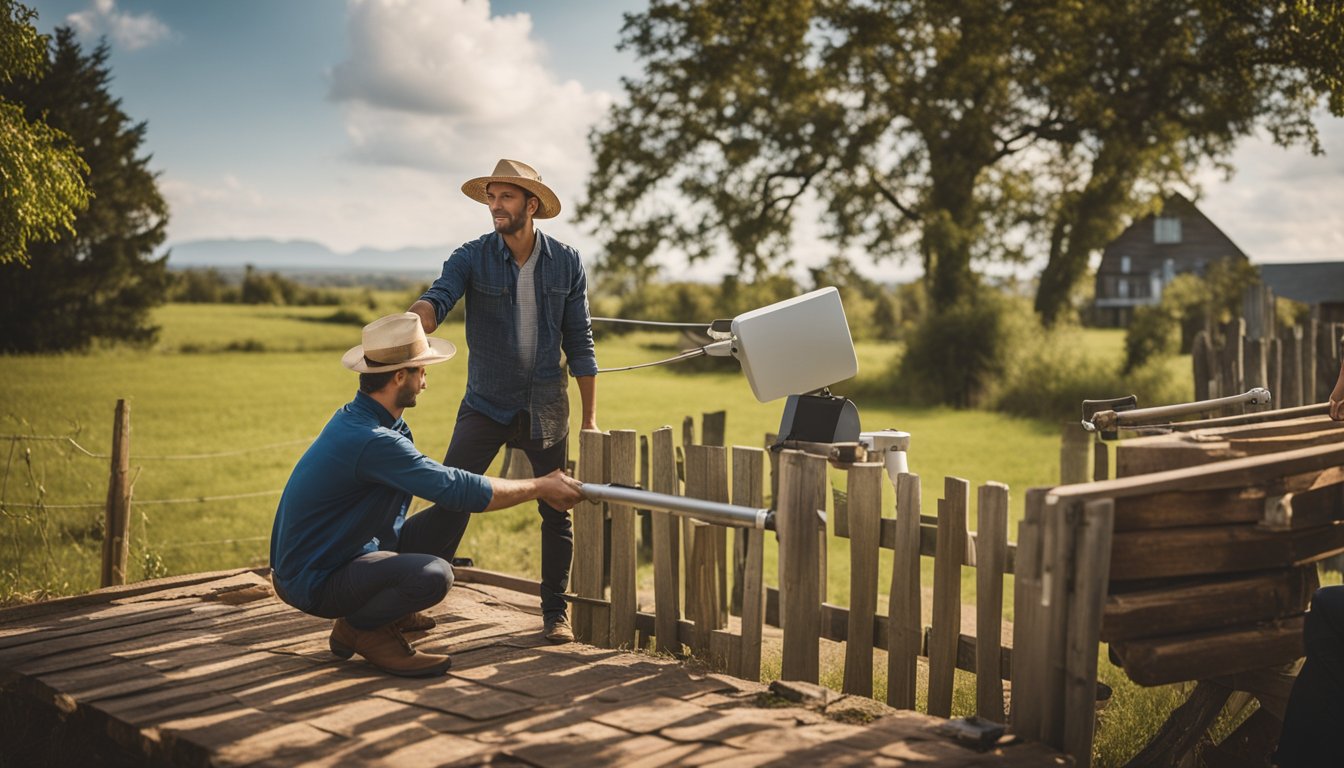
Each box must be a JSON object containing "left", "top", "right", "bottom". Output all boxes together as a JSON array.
[
  {"left": 269, "top": 391, "right": 494, "bottom": 612},
  {"left": 419, "top": 230, "right": 597, "bottom": 446}
]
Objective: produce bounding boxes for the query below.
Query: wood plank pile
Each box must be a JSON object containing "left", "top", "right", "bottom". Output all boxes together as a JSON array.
[
  {"left": 1103, "top": 413, "right": 1344, "bottom": 687},
  {"left": 0, "top": 568, "right": 1069, "bottom": 767}
]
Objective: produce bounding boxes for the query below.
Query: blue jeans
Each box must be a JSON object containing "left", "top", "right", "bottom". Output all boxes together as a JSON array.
[
  {"left": 403, "top": 404, "right": 572, "bottom": 620},
  {"left": 305, "top": 548, "right": 453, "bottom": 630}
]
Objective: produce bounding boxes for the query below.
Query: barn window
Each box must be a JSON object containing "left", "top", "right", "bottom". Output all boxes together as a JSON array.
[{"left": 1154, "top": 217, "right": 1182, "bottom": 243}]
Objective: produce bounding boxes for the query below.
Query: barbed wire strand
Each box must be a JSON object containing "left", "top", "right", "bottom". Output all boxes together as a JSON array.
[
  {"left": 0, "top": 435, "right": 309, "bottom": 461},
  {"left": 0, "top": 488, "right": 283, "bottom": 510}
]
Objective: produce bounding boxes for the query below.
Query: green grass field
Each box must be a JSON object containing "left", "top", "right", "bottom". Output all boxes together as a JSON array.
[{"left": 0, "top": 302, "right": 1211, "bottom": 764}]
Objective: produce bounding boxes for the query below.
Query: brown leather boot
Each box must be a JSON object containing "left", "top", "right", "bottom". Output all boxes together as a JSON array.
[
  {"left": 328, "top": 618, "right": 452, "bottom": 677},
  {"left": 393, "top": 611, "right": 436, "bottom": 633}
]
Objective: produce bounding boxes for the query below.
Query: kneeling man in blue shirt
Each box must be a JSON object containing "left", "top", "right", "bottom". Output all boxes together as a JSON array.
[{"left": 270, "top": 312, "right": 585, "bottom": 677}]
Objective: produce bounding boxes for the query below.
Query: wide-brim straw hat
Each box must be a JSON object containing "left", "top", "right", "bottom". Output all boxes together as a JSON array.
[
  {"left": 341, "top": 312, "right": 457, "bottom": 373},
  {"left": 461, "top": 158, "right": 561, "bottom": 219}
]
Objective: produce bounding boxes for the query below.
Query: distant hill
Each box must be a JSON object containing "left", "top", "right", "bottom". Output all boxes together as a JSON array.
[{"left": 165, "top": 238, "right": 452, "bottom": 274}]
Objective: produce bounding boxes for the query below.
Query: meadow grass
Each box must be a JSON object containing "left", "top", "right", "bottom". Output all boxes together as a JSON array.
[{"left": 0, "top": 304, "right": 1204, "bottom": 763}]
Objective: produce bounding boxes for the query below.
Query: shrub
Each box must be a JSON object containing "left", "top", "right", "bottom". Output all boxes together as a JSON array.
[
  {"left": 895, "top": 288, "right": 1018, "bottom": 408},
  {"left": 1123, "top": 303, "right": 1179, "bottom": 373}
]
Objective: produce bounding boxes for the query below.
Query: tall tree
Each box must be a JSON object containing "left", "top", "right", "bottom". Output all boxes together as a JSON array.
[
  {"left": 0, "top": 1, "right": 89, "bottom": 265},
  {"left": 1030, "top": 1, "right": 1344, "bottom": 325},
  {"left": 581, "top": 0, "right": 1344, "bottom": 322},
  {"left": 0, "top": 28, "right": 169, "bottom": 352}
]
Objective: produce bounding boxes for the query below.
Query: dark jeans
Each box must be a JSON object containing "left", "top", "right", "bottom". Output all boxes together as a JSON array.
[
  {"left": 403, "top": 404, "right": 571, "bottom": 620},
  {"left": 1276, "top": 586, "right": 1344, "bottom": 767},
  {"left": 305, "top": 546, "right": 453, "bottom": 631}
]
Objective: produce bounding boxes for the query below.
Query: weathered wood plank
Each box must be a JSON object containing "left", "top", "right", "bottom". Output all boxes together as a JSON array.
[
  {"left": 887, "top": 472, "right": 922, "bottom": 710},
  {"left": 842, "top": 463, "right": 882, "bottom": 697},
  {"left": 778, "top": 450, "right": 822, "bottom": 683},
  {"left": 732, "top": 446, "right": 766, "bottom": 682},
  {"left": 1062, "top": 499, "right": 1113, "bottom": 768},
  {"left": 1102, "top": 567, "right": 1316, "bottom": 642},
  {"left": 1009, "top": 489, "right": 1047, "bottom": 740},
  {"left": 608, "top": 429, "right": 639, "bottom": 650},
  {"left": 650, "top": 427, "right": 681, "bottom": 655},
  {"left": 573, "top": 429, "right": 608, "bottom": 645},
  {"left": 1110, "top": 521, "right": 1344, "bottom": 581},
  {"left": 928, "top": 477, "right": 968, "bottom": 718},
  {"left": 1113, "top": 617, "right": 1305, "bottom": 687},
  {"left": 975, "top": 482, "right": 1009, "bottom": 723}
]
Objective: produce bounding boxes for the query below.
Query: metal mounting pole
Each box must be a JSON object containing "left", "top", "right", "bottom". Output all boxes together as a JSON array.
[{"left": 580, "top": 483, "right": 775, "bottom": 531}]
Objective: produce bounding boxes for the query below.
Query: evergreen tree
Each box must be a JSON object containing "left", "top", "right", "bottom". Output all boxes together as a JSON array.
[{"left": 0, "top": 27, "right": 169, "bottom": 352}]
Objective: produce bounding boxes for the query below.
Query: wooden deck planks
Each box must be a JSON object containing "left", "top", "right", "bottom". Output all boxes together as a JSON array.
[{"left": 0, "top": 568, "right": 1067, "bottom": 766}]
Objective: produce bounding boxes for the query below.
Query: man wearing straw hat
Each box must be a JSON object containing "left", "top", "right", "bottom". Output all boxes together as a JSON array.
[
  {"left": 270, "top": 312, "right": 585, "bottom": 677},
  {"left": 407, "top": 159, "right": 596, "bottom": 644}
]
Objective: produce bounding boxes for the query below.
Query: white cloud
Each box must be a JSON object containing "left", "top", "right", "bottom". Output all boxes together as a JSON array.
[
  {"left": 327, "top": 0, "right": 611, "bottom": 215},
  {"left": 66, "top": 0, "right": 171, "bottom": 51},
  {"left": 1195, "top": 116, "right": 1344, "bottom": 265}
]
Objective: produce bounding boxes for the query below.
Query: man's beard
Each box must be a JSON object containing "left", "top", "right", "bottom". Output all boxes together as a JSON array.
[
  {"left": 493, "top": 211, "right": 526, "bottom": 235},
  {"left": 395, "top": 380, "right": 419, "bottom": 408}
]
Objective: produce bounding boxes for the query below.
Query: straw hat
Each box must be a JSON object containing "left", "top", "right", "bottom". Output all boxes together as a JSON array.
[
  {"left": 461, "top": 158, "right": 561, "bottom": 219},
  {"left": 341, "top": 313, "right": 457, "bottom": 373}
]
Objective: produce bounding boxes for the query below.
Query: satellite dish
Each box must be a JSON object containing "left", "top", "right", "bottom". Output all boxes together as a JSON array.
[{"left": 731, "top": 287, "right": 858, "bottom": 403}]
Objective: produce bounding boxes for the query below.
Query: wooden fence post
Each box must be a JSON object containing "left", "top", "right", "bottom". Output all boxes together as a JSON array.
[
  {"left": 976, "top": 482, "right": 1009, "bottom": 723},
  {"left": 1010, "top": 488, "right": 1048, "bottom": 739},
  {"left": 101, "top": 399, "right": 132, "bottom": 588},
  {"left": 1304, "top": 316, "right": 1317, "bottom": 404},
  {"left": 1060, "top": 422, "right": 1091, "bottom": 485},
  {"left": 732, "top": 446, "right": 766, "bottom": 681},
  {"left": 701, "top": 411, "right": 726, "bottom": 447},
  {"left": 1283, "top": 326, "right": 1304, "bottom": 409},
  {"left": 887, "top": 472, "right": 922, "bottom": 710},
  {"left": 689, "top": 520, "right": 719, "bottom": 660},
  {"left": 928, "top": 476, "right": 969, "bottom": 718},
  {"left": 1062, "top": 498, "right": 1115, "bottom": 768},
  {"left": 1192, "top": 330, "right": 1213, "bottom": 401},
  {"left": 778, "top": 449, "right": 823, "bottom": 683},
  {"left": 573, "top": 429, "right": 608, "bottom": 645},
  {"left": 842, "top": 463, "right": 883, "bottom": 697},
  {"left": 650, "top": 427, "right": 681, "bottom": 654},
  {"left": 608, "top": 430, "right": 638, "bottom": 649}
]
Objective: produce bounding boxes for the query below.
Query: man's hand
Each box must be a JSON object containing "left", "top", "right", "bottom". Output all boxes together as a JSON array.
[{"left": 537, "top": 469, "right": 586, "bottom": 511}]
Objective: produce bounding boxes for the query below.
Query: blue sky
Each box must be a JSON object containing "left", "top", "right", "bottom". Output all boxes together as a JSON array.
[{"left": 26, "top": 0, "right": 1344, "bottom": 282}]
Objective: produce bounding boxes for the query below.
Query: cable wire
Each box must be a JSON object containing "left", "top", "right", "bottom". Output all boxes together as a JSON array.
[
  {"left": 591, "top": 316, "right": 709, "bottom": 329},
  {"left": 597, "top": 347, "right": 707, "bottom": 373}
]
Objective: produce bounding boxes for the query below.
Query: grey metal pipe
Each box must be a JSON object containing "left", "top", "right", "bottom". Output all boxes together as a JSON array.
[
  {"left": 580, "top": 483, "right": 775, "bottom": 530},
  {"left": 1083, "top": 388, "right": 1272, "bottom": 432}
]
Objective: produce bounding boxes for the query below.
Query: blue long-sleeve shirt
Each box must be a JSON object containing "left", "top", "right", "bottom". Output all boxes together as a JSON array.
[
  {"left": 419, "top": 230, "right": 597, "bottom": 446},
  {"left": 269, "top": 391, "right": 494, "bottom": 611}
]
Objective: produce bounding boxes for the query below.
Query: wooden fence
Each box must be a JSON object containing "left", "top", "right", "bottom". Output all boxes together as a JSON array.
[
  {"left": 1194, "top": 283, "right": 1344, "bottom": 410},
  {"left": 563, "top": 416, "right": 1020, "bottom": 724}
]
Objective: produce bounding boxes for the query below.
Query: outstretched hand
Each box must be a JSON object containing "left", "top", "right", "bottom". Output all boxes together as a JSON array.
[{"left": 538, "top": 469, "right": 586, "bottom": 511}]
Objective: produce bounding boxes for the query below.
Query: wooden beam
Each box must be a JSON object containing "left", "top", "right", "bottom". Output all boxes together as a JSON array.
[
  {"left": 1102, "top": 568, "right": 1315, "bottom": 642},
  {"left": 1113, "top": 617, "right": 1305, "bottom": 687}
]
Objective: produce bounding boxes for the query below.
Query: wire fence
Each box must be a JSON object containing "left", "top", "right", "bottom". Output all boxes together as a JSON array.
[{"left": 1, "top": 428, "right": 306, "bottom": 600}]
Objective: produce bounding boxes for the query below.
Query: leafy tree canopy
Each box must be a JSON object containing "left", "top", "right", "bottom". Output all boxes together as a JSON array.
[
  {"left": 581, "top": 0, "right": 1344, "bottom": 325},
  {"left": 0, "top": 27, "right": 169, "bottom": 352},
  {"left": 0, "top": 0, "right": 89, "bottom": 265}
]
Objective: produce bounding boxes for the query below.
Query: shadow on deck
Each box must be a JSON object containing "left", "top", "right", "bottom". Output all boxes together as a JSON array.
[{"left": 0, "top": 568, "right": 1068, "bottom": 767}]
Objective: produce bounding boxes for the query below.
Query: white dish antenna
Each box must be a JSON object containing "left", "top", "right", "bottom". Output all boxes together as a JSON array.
[{"left": 730, "top": 287, "right": 858, "bottom": 403}]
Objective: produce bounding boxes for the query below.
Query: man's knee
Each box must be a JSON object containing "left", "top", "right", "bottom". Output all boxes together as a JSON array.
[{"left": 411, "top": 557, "right": 453, "bottom": 602}]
